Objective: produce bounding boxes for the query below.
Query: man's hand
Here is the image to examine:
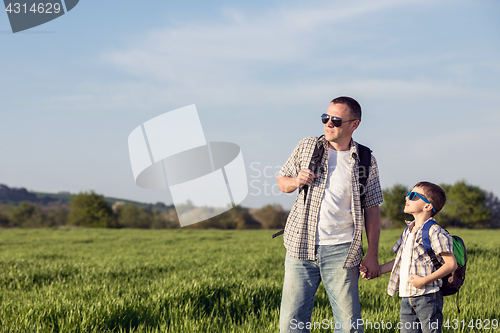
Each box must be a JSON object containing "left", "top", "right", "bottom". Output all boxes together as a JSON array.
[
  {"left": 409, "top": 274, "right": 427, "bottom": 289},
  {"left": 295, "top": 169, "right": 318, "bottom": 188},
  {"left": 277, "top": 169, "right": 318, "bottom": 193},
  {"left": 360, "top": 254, "right": 380, "bottom": 280}
]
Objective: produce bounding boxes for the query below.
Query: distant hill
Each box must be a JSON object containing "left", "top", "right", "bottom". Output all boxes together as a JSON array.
[
  {"left": 0, "top": 184, "right": 290, "bottom": 229},
  {"left": 0, "top": 184, "right": 173, "bottom": 213},
  {"left": 0, "top": 184, "right": 57, "bottom": 205}
]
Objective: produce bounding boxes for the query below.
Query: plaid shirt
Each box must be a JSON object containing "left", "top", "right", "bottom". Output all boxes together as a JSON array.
[
  {"left": 387, "top": 218, "right": 454, "bottom": 297},
  {"left": 278, "top": 136, "right": 383, "bottom": 269}
]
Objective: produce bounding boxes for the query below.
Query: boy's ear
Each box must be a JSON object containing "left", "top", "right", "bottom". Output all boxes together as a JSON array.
[{"left": 423, "top": 203, "right": 434, "bottom": 213}]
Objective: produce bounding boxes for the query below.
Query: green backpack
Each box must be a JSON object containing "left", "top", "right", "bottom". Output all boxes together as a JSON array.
[{"left": 422, "top": 220, "right": 467, "bottom": 312}]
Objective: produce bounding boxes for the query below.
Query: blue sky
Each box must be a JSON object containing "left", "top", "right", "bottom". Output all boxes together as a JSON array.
[{"left": 1, "top": 0, "right": 499, "bottom": 210}]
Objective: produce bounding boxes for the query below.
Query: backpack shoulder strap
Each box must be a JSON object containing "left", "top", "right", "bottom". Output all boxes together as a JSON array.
[
  {"left": 357, "top": 143, "right": 372, "bottom": 206},
  {"left": 422, "top": 220, "right": 442, "bottom": 268},
  {"left": 421, "top": 220, "right": 437, "bottom": 254},
  {"left": 309, "top": 135, "right": 325, "bottom": 174},
  {"left": 357, "top": 143, "right": 371, "bottom": 166},
  {"left": 301, "top": 135, "right": 325, "bottom": 204}
]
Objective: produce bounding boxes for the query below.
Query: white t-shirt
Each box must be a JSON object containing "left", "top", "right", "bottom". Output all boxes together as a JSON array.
[
  {"left": 399, "top": 232, "right": 416, "bottom": 297},
  {"left": 315, "top": 149, "right": 354, "bottom": 245}
]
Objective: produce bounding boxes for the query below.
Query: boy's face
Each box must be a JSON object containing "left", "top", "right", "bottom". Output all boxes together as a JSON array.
[{"left": 404, "top": 186, "right": 433, "bottom": 215}]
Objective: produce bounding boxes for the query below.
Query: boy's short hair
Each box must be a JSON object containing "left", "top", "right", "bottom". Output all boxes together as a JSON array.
[{"left": 414, "top": 181, "right": 446, "bottom": 216}]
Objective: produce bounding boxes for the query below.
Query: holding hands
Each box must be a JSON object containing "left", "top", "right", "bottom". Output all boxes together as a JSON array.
[
  {"left": 360, "top": 266, "right": 426, "bottom": 289},
  {"left": 360, "top": 258, "right": 393, "bottom": 280},
  {"left": 359, "top": 255, "right": 381, "bottom": 280},
  {"left": 359, "top": 264, "right": 369, "bottom": 279},
  {"left": 359, "top": 264, "right": 377, "bottom": 280}
]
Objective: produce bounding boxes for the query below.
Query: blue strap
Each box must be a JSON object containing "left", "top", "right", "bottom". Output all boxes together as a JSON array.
[{"left": 422, "top": 219, "right": 437, "bottom": 254}]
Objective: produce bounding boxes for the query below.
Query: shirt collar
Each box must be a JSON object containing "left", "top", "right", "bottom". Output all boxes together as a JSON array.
[
  {"left": 318, "top": 136, "right": 358, "bottom": 160},
  {"left": 406, "top": 217, "right": 436, "bottom": 233}
]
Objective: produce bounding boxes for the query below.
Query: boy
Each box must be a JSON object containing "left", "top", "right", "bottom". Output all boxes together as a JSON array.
[{"left": 360, "top": 181, "right": 457, "bottom": 333}]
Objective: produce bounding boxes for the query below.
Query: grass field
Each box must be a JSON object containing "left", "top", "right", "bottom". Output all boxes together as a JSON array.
[{"left": 0, "top": 228, "right": 499, "bottom": 332}]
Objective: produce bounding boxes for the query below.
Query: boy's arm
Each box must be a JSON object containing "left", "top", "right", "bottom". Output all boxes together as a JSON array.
[
  {"left": 360, "top": 259, "right": 394, "bottom": 280},
  {"left": 380, "top": 259, "right": 395, "bottom": 275},
  {"left": 409, "top": 252, "right": 457, "bottom": 289}
]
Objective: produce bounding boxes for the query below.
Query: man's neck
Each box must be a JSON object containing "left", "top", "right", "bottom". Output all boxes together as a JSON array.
[{"left": 327, "top": 138, "right": 351, "bottom": 151}]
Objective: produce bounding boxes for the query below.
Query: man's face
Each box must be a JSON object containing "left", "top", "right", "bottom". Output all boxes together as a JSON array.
[{"left": 323, "top": 102, "right": 359, "bottom": 144}]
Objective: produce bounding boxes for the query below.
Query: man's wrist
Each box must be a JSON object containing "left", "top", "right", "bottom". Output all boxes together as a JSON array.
[
  {"left": 364, "top": 251, "right": 379, "bottom": 259},
  {"left": 294, "top": 176, "right": 300, "bottom": 188}
]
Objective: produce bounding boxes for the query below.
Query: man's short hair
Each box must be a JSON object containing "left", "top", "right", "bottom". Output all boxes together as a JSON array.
[
  {"left": 414, "top": 181, "right": 447, "bottom": 216},
  {"left": 331, "top": 96, "right": 362, "bottom": 121}
]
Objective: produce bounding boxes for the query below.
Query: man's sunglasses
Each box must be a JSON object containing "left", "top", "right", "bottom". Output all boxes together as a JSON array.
[
  {"left": 406, "top": 191, "right": 436, "bottom": 212},
  {"left": 321, "top": 113, "right": 358, "bottom": 127}
]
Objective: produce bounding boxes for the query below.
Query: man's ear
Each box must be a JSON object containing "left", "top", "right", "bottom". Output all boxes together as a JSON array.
[{"left": 352, "top": 120, "right": 360, "bottom": 131}]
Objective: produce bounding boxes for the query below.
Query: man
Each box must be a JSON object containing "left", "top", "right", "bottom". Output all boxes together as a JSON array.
[{"left": 277, "top": 96, "right": 383, "bottom": 333}]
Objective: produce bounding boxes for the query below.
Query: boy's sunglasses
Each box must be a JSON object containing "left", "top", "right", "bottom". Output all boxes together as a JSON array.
[
  {"left": 406, "top": 191, "right": 436, "bottom": 212},
  {"left": 321, "top": 114, "right": 358, "bottom": 127}
]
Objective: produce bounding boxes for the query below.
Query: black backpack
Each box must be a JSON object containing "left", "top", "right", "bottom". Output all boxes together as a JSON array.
[{"left": 272, "top": 136, "right": 372, "bottom": 238}]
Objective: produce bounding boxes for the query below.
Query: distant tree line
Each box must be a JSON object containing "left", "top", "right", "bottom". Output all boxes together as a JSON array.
[
  {"left": 1, "top": 180, "right": 498, "bottom": 229},
  {"left": 0, "top": 191, "right": 288, "bottom": 230},
  {"left": 380, "top": 180, "right": 500, "bottom": 228}
]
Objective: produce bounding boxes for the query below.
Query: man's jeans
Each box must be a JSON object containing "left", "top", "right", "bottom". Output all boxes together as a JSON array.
[
  {"left": 279, "top": 243, "right": 363, "bottom": 333},
  {"left": 400, "top": 291, "right": 443, "bottom": 333}
]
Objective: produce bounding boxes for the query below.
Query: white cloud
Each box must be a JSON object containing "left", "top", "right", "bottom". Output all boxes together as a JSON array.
[
  {"left": 88, "top": 0, "right": 498, "bottom": 112},
  {"left": 101, "top": 1, "right": 430, "bottom": 98}
]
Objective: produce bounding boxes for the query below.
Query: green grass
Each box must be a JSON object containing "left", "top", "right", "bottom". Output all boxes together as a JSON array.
[{"left": 0, "top": 228, "right": 498, "bottom": 332}]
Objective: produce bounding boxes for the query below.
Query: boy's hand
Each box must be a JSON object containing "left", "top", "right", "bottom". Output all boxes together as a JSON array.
[
  {"left": 409, "top": 274, "right": 427, "bottom": 289},
  {"left": 359, "top": 264, "right": 371, "bottom": 280}
]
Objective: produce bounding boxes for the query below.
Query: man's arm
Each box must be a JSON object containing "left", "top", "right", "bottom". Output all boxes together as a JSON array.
[
  {"left": 277, "top": 169, "right": 318, "bottom": 193},
  {"left": 360, "top": 205, "right": 381, "bottom": 279},
  {"left": 410, "top": 253, "right": 457, "bottom": 289}
]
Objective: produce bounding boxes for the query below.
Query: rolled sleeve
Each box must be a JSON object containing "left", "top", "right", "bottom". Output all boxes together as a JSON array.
[
  {"left": 277, "top": 139, "right": 304, "bottom": 178},
  {"left": 362, "top": 155, "right": 384, "bottom": 209},
  {"left": 392, "top": 232, "right": 404, "bottom": 254},
  {"left": 430, "top": 225, "right": 454, "bottom": 255}
]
